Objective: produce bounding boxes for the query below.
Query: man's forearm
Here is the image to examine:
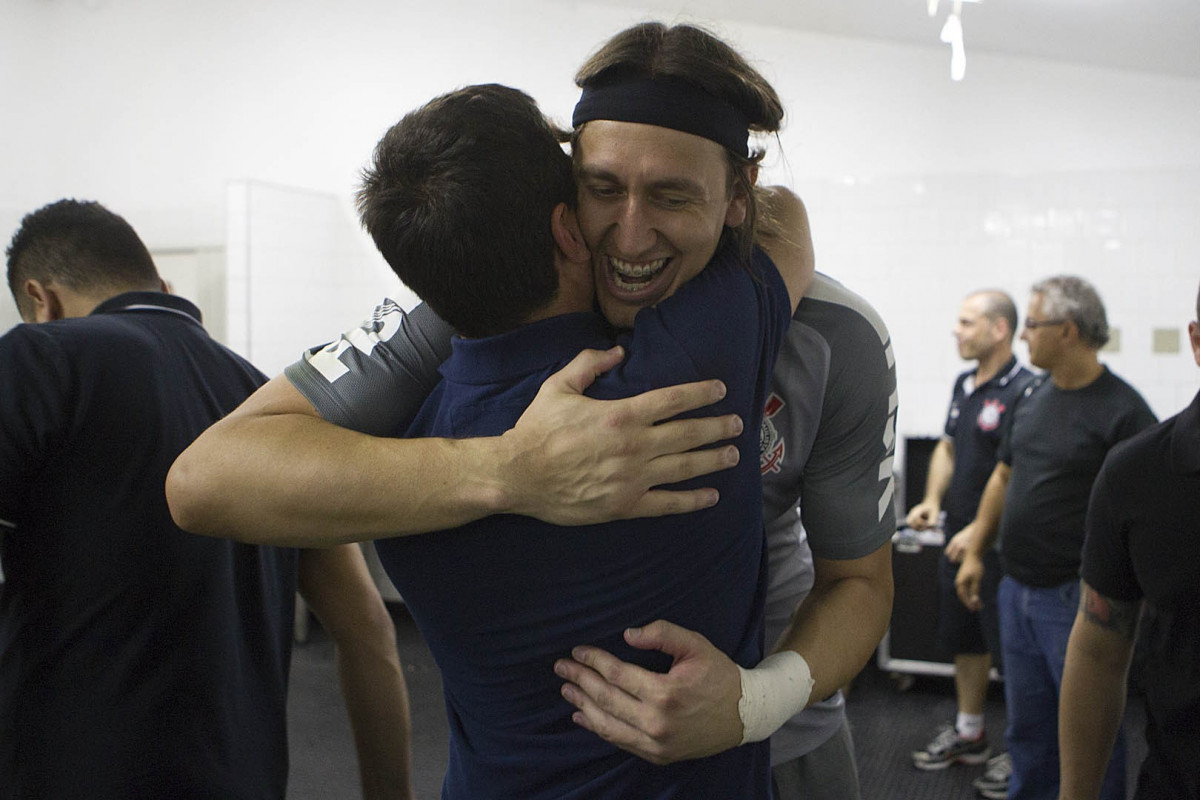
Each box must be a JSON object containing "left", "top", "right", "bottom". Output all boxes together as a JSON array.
[
  {"left": 965, "top": 462, "right": 1010, "bottom": 555},
  {"left": 299, "top": 545, "right": 416, "bottom": 800},
  {"left": 1059, "top": 622, "right": 1132, "bottom": 799},
  {"left": 168, "top": 407, "right": 510, "bottom": 547},
  {"left": 907, "top": 439, "right": 954, "bottom": 529},
  {"left": 1059, "top": 586, "right": 1139, "bottom": 800},
  {"left": 922, "top": 439, "right": 955, "bottom": 507},
  {"left": 167, "top": 352, "right": 742, "bottom": 547},
  {"left": 335, "top": 638, "right": 415, "bottom": 800},
  {"left": 552, "top": 543, "right": 893, "bottom": 760},
  {"left": 775, "top": 543, "right": 894, "bottom": 702}
]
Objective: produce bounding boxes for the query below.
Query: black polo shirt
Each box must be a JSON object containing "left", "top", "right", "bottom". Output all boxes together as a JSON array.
[
  {"left": 940, "top": 357, "right": 1036, "bottom": 535},
  {"left": 0, "top": 292, "right": 298, "bottom": 799},
  {"left": 1082, "top": 389, "right": 1200, "bottom": 798}
]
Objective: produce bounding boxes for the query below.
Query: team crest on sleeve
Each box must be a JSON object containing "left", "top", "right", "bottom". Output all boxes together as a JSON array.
[
  {"left": 977, "top": 399, "right": 1005, "bottom": 431},
  {"left": 760, "top": 393, "right": 786, "bottom": 474}
]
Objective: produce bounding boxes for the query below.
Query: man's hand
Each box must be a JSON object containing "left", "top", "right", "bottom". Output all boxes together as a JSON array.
[
  {"left": 943, "top": 525, "right": 974, "bottom": 563},
  {"left": 553, "top": 620, "right": 743, "bottom": 765},
  {"left": 502, "top": 347, "right": 744, "bottom": 525},
  {"left": 905, "top": 500, "right": 940, "bottom": 531},
  {"left": 955, "top": 551, "right": 985, "bottom": 611}
]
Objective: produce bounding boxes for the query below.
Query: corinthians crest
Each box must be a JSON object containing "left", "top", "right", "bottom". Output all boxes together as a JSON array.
[
  {"left": 977, "top": 398, "right": 1005, "bottom": 431},
  {"left": 760, "top": 393, "right": 786, "bottom": 474}
]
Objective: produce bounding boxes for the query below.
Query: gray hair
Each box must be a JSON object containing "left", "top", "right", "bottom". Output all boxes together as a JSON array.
[{"left": 1031, "top": 275, "right": 1109, "bottom": 349}]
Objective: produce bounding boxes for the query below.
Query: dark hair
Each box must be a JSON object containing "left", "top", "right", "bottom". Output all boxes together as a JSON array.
[
  {"left": 1032, "top": 275, "right": 1110, "bottom": 349},
  {"left": 6, "top": 199, "right": 159, "bottom": 316},
  {"left": 571, "top": 22, "right": 785, "bottom": 261},
  {"left": 973, "top": 289, "right": 1019, "bottom": 343},
  {"left": 357, "top": 84, "right": 575, "bottom": 338}
]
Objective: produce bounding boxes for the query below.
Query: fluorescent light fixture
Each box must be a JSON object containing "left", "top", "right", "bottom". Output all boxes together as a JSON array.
[
  {"left": 933, "top": 0, "right": 979, "bottom": 80},
  {"left": 940, "top": 12, "right": 966, "bottom": 80}
]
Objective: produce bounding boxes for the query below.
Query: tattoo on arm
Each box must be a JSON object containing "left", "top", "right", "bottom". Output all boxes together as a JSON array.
[{"left": 1080, "top": 582, "right": 1140, "bottom": 642}]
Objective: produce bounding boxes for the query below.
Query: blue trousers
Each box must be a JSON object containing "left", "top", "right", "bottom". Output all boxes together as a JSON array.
[{"left": 998, "top": 576, "right": 1127, "bottom": 800}]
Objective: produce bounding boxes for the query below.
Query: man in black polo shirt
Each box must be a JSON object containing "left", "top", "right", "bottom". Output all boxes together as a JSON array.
[
  {"left": 955, "top": 275, "right": 1156, "bottom": 800},
  {"left": 907, "top": 290, "right": 1033, "bottom": 795},
  {"left": 1059, "top": 279, "right": 1200, "bottom": 800},
  {"left": 0, "top": 200, "right": 413, "bottom": 799}
]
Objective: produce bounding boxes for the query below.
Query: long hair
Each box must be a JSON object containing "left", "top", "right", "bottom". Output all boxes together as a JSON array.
[{"left": 572, "top": 23, "right": 785, "bottom": 262}]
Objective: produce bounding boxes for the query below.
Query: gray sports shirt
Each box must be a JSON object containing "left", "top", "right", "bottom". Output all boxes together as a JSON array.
[{"left": 285, "top": 272, "right": 898, "bottom": 765}]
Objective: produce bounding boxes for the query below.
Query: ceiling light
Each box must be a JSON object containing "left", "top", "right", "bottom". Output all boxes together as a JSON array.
[
  {"left": 941, "top": 12, "right": 966, "bottom": 80},
  {"left": 930, "top": 0, "right": 981, "bottom": 80}
]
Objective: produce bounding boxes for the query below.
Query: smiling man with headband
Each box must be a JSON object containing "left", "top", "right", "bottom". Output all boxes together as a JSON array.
[
  {"left": 555, "top": 24, "right": 896, "bottom": 800},
  {"left": 561, "top": 34, "right": 816, "bottom": 753}
]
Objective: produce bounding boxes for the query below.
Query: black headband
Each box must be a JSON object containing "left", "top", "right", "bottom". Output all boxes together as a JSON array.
[{"left": 572, "top": 76, "right": 751, "bottom": 158}]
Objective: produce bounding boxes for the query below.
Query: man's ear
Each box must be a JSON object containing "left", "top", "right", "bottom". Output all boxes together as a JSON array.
[
  {"left": 1189, "top": 320, "right": 1200, "bottom": 367},
  {"left": 991, "top": 317, "right": 1012, "bottom": 346},
  {"left": 724, "top": 164, "right": 759, "bottom": 228},
  {"left": 22, "top": 279, "right": 64, "bottom": 323},
  {"left": 1059, "top": 317, "right": 1080, "bottom": 345},
  {"left": 551, "top": 203, "right": 590, "bottom": 265}
]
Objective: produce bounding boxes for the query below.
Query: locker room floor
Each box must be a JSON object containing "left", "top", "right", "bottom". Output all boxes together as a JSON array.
[{"left": 286, "top": 602, "right": 1147, "bottom": 800}]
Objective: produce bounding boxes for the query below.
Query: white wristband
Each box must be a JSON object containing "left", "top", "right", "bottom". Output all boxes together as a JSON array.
[{"left": 736, "top": 651, "right": 814, "bottom": 745}]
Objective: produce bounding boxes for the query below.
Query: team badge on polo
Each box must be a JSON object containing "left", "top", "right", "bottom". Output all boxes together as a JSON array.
[
  {"left": 977, "top": 399, "right": 1005, "bottom": 431},
  {"left": 760, "top": 393, "right": 786, "bottom": 474}
]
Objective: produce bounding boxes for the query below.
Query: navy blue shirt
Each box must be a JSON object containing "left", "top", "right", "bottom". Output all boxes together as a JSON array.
[
  {"left": 375, "top": 244, "right": 789, "bottom": 799},
  {"left": 941, "top": 357, "right": 1035, "bottom": 535},
  {"left": 0, "top": 292, "right": 298, "bottom": 799},
  {"left": 1082, "top": 389, "right": 1200, "bottom": 799}
]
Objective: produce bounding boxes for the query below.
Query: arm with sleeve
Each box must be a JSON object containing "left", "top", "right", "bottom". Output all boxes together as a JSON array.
[
  {"left": 286, "top": 300, "right": 453, "bottom": 436},
  {"left": 763, "top": 278, "right": 898, "bottom": 723}
]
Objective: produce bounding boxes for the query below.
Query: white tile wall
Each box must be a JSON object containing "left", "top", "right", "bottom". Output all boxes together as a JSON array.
[
  {"left": 224, "top": 180, "right": 417, "bottom": 377},
  {"left": 802, "top": 167, "right": 1200, "bottom": 462}
]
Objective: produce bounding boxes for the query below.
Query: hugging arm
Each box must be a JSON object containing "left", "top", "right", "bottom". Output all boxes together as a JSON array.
[
  {"left": 167, "top": 345, "right": 742, "bottom": 548},
  {"left": 557, "top": 544, "right": 892, "bottom": 763},
  {"left": 757, "top": 186, "right": 815, "bottom": 313},
  {"left": 773, "top": 545, "right": 893, "bottom": 703}
]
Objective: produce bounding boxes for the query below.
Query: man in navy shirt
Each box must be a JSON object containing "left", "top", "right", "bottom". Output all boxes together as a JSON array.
[
  {"left": 0, "top": 200, "right": 412, "bottom": 799},
  {"left": 350, "top": 84, "right": 807, "bottom": 797},
  {"left": 907, "top": 290, "right": 1033, "bottom": 794},
  {"left": 1059, "top": 280, "right": 1200, "bottom": 800}
]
